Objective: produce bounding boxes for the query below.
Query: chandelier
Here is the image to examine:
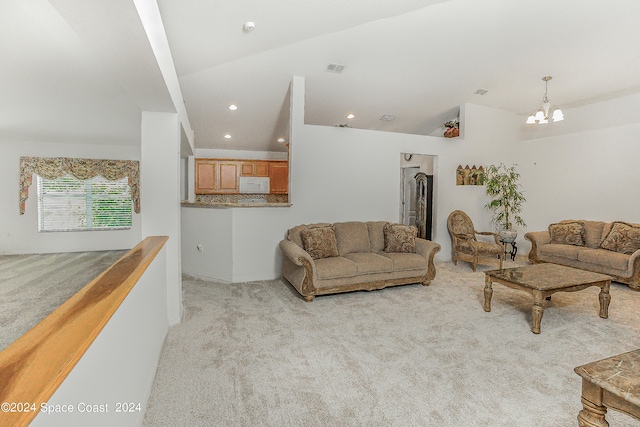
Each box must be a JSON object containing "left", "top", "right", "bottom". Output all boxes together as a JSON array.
[{"left": 526, "top": 76, "right": 564, "bottom": 124}]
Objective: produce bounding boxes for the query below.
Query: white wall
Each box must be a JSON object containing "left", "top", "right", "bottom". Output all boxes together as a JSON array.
[
  {"left": 140, "top": 111, "right": 182, "bottom": 324},
  {"left": 181, "top": 206, "right": 234, "bottom": 282},
  {"left": 194, "top": 148, "right": 288, "bottom": 160},
  {"left": 0, "top": 141, "right": 141, "bottom": 254},
  {"left": 30, "top": 245, "right": 168, "bottom": 427},
  {"left": 515, "top": 123, "right": 640, "bottom": 233}
]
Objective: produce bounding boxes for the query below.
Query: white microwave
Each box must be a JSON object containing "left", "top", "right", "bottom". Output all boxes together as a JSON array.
[{"left": 239, "top": 176, "right": 270, "bottom": 194}]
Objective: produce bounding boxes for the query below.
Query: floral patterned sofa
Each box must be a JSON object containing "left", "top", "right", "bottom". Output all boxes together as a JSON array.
[
  {"left": 279, "top": 221, "right": 441, "bottom": 301},
  {"left": 525, "top": 220, "right": 640, "bottom": 289}
]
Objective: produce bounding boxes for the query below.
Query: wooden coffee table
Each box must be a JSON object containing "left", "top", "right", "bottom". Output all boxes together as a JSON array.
[{"left": 483, "top": 263, "right": 611, "bottom": 334}]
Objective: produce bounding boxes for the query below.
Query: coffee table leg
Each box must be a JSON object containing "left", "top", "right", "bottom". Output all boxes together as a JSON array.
[
  {"left": 532, "top": 292, "right": 545, "bottom": 334},
  {"left": 577, "top": 396, "right": 609, "bottom": 427},
  {"left": 598, "top": 281, "right": 611, "bottom": 319},
  {"left": 484, "top": 276, "right": 493, "bottom": 312}
]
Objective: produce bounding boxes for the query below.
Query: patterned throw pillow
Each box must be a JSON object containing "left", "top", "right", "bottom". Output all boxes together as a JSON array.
[
  {"left": 600, "top": 222, "right": 640, "bottom": 255},
  {"left": 301, "top": 226, "right": 340, "bottom": 259},
  {"left": 548, "top": 222, "right": 585, "bottom": 246},
  {"left": 383, "top": 223, "right": 417, "bottom": 253}
]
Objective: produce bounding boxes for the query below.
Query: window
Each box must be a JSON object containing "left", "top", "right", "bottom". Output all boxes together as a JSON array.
[{"left": 37, "top": 175, "right": 132, "bottom": 232}]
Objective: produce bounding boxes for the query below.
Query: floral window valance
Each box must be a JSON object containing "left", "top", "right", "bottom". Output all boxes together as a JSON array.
[{"left": 19, "top": 157, "right": 140, "bottom": 214}]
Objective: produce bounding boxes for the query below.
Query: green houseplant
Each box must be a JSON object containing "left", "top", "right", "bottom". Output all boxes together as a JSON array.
[{"left": 483, "top": 163, "right": 526, "bottom": 242}]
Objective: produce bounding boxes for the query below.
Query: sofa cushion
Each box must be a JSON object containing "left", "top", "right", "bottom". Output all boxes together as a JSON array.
[
  {"left": 342, "top": 252, "right": 393, "bottom": 274},
  {"left": 600, "top": 221, "right": 640, "bottom": 255},
  {"left": 334, "top": 222, "right": 372, "bottom": 255},
  {"left": 367, "top": 221, "right": 387, "bottom": 252},
  {"left": 301, "top": 225, "right": 339, "bottom": 259},
  {"left": 539, "top": 244, "right": 586, "bottom": 260},
  {"left": 578, "top": 248, "right": 630, "bottom": 271},
  {"left": 287, "top": 222, "right": 332, "bottom": 248},
  {"left": 549, "top": 221, "right": 585, "bottom": 246},
  {"left": 582, "top": 221, "right": 607, "bottom": 248},
  {"left": 378, "top": 252, "right": 426, "bottom": 271},
  {"left": 383, "top": 223, "right": 417, "bottom": 253},
  {"left": 314, "top": 257, "right": 358, "bottom": 279},
  {"left": 456, "top": 239, "right": 502, "bottom": 256}
]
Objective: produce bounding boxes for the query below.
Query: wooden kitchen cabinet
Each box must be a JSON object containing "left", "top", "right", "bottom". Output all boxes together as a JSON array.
[
  {"left": 240, "top": 161, "right": 270, "bottom": 177},
  {"left": 217, "top": 162, "right": 239, "bottom": 193},
  {"left": 195, "top": 160, "right": 217, "bottom": 193},
  {"left": 195, "top": 158, "right": 287, "bottom": 195},
  {"left": 195, "top": 159, "right": 238, "bottom": 194},
  {"left": 269, "top": 162, "right": 289, "bottom": 194}
]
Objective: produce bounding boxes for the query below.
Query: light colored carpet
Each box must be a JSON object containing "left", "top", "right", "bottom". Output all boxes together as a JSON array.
[
  {"left": 0, "top": 250, "right": 128, "bottom": 352},
  {"left": 143, "top": 262, "right": 640, "bottom": 427}
]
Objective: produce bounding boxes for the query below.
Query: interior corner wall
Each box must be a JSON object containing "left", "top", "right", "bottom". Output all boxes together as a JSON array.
[
  {"left": 140, "top": 111, "right": 182, "bottom": 324},
  {"left": 0, "top": 141, "right": 142, "bottom": 255}
]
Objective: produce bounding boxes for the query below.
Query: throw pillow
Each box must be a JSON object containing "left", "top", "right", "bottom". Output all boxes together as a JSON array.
[
  {"left": 600, "top": 221, "right": 640, "bottom": 255},
  {"left": 301, "top": 225, "right": 339, "bottom": 259},
  {"left": 548, "top": 221, "right": 585, "bottom": 246},
  {"left": 383, "top": 222, "right": 417, "bottom": 253}
]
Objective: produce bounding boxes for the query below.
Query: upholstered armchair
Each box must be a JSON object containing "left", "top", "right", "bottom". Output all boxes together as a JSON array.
[{"left": 447, "top": 210, "right": 503, "bottom": 272}]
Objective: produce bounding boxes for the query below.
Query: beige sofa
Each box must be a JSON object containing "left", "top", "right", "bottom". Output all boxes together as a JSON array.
[
  {"left": 279, "top": 221, "right": 441, "bottom": 301},
  {"left": 525, "top": 220, "right": 640, "bottom": 289}
]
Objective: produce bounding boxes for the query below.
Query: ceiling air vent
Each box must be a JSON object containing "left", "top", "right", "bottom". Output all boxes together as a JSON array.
[
  {"left": 380, "top": 115, "right": 395, "bottom": 121},
  {"left": 325, "top": 63, "right": 345, "bottom": 73}
]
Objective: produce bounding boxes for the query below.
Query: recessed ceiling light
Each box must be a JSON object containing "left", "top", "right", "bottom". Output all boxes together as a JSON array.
[
  {"left": 228, "top": 104, "right": 238, "bottom": 110},
  {"left": 224, "top": 134, "right": 231, "bottom": 139},
  {"left": 277, "top": 138, "right": 285, "bottom": 143},
  {"left": 346, "top": 113, "right": 355, "bottom": 119}
]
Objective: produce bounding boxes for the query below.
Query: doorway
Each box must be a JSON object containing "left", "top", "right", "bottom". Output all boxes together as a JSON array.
[{"left": 400, "top": 154, "right": 435, "bottom": 240}]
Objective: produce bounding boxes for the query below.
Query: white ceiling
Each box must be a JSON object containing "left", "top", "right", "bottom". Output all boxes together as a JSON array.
[{"left": 3, "top": 0, "right": 640, "bottom": 152}]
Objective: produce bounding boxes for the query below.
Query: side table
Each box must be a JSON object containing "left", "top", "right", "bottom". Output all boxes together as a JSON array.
[
  {"left": 500, "top": 240, "right": 517, "bottom": 261},
  {"left": 574, "top": 349, "right": 640, "bottom": 426}
]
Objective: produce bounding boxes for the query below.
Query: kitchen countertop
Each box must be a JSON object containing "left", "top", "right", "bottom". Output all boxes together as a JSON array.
[{"left": 181, "top": 201, "right": 292, "bottom": 208}]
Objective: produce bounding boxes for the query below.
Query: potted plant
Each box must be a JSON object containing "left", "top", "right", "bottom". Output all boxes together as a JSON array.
[
  {"left": 483, "top": 163, "right": 526, "bottom": 242},
  {"left": 443, "top": 120, "right": 459, "bottom": 138}
]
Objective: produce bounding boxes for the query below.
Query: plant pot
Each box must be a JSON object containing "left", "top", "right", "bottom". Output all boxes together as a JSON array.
[
  {"left": 444, "top": 127, "right": 459, "bottom": 138},
  {"left": 499, "top": 229, "right": 518, "bottom": 243}
]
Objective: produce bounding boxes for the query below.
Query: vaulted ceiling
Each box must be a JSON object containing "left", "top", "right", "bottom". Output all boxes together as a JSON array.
[{"left": 3, "top": 0, "right": 640, "bottom": 153}]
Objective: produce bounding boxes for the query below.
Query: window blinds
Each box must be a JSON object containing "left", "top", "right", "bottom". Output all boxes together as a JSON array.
[{"left": 37, "top": 175, "right": 132, "bottom": 232}]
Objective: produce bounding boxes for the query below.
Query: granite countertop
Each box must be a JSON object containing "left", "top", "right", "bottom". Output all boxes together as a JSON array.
[{"left": 181, "top": 201, "right": 291, "bottom": 208}]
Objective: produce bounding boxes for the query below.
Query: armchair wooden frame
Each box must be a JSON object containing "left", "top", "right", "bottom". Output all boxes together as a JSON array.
[{"left": 447, "top": 210, "right": 504, "bottom": 272}]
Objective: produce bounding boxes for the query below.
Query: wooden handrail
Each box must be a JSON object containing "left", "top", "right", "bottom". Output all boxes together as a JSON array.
[{"left": 0, "top": 236, "right": 168, "bottom": 426}]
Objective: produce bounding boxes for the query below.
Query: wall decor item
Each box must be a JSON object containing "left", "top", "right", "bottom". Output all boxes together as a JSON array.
[
  {"left": 456, "top": 165, "right": 484, "bottom": 186},
  {"left": 443, "top": 120, "right": 460, "bottom": 138}
]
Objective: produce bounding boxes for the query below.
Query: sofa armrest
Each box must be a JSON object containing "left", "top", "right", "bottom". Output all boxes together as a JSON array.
[
  {"left": 415, "top": 239, "right": 441, "bottom": 284},
  {"left": 279, "top": 240, "right": 317, "bottom": 300},
  {"left": 629, "top": 250, "right": 640, "bottom": 289},
  {"left": 279, "top": 239, "right": 313, "bottom": 267},
  {"left": 524, "top": 231, "right": 551, "bottom": 263}
]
